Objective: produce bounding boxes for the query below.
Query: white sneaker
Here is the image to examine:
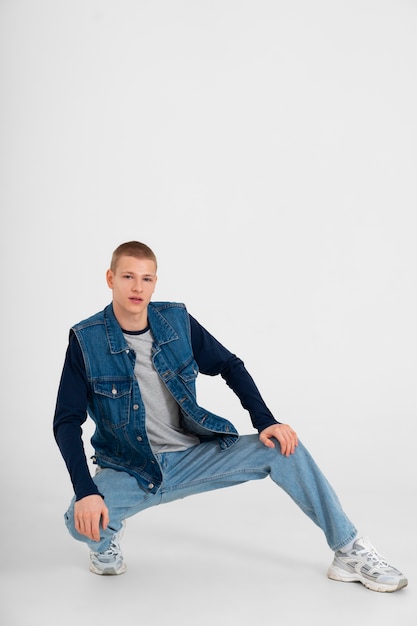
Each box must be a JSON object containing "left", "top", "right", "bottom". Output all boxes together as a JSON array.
[
  {"left": 327, "top": 536, "right": 407, "bottom": 592},
  {"left": 89, "top": 521, "right": 127, "bottom": 576}
]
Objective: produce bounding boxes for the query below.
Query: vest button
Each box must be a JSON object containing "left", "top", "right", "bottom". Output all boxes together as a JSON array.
[{"left": 133, "top": 404, "right": 139, "bottom": 410}]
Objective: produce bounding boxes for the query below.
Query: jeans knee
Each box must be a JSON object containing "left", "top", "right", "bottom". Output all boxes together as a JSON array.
[
  {"left": 64, "top": 507, "right": 90, "bottom": 544},
  {"left": 292, "top": 439, "right": 310, "bottom": 460}
]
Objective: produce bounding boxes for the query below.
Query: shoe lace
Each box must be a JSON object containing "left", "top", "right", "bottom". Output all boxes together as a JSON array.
[
  {"left": 93, "top": 537, "right": 121, "bottom": 560},
  {"left": 357, "top": 540, "right": 389, "bottom": 568},
  {"left": 103, "top": 538, "right": 120, "bottom": 557}
]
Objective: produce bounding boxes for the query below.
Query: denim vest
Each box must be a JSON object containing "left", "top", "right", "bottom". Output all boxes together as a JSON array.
[{"left": 72, "top": 302, "right": 238, "bottom": 494}]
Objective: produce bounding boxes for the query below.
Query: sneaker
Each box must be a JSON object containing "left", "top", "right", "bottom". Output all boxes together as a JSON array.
[
  {"left": 327, "top": 536, "right": 407, "bottom": 592},
  {"left": 89, "top": 521, "right": 127, "bottom": 576}
]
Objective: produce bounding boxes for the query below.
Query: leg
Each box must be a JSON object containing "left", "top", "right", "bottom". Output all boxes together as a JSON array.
[
  {"left": 64, "top": 466, "right": 162, "bottom": 552},
  {"left": 63, "top": 435, "right": 407, "bottom": 589},
  {"left": 157, "top": 434, "right": 357, "bottom": 551},
  {"left": 162, "top": 436, "right": 407, "bottom": 592},
  {"left": 65, "top": 435, "right": 354, "bottom": 552}
]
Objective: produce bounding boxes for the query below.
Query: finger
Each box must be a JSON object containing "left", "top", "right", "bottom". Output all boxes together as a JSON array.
[
  {"left": 260, "top": 434, "right": 275, "bottom": 448},
  {"left": 77, "top": 517, "right": 91, "bottom": 540},
  {"left": 289, "top": 430, "right": 298, "bottom": 446},
  {"left": 102, "top": 507, "right": 109, "bottom": 531},
  {"left": 282, "top": 429, "right": 298, "bottom": 455},
  {"left": 75, "top": 515, "right": 85, "bottom": 537},
  {"left": 91, "top": 521, "right": 101, "bottom": 542},
  {"left": 276, "top": 434, "right": 289, "bottom": 456},
  {"left": 89, "top": 513, "right": 103, "bottom": 541},
  {"left": 282, "top": 442, "right": 291, "bottom": 456},
  {"left": 282, "top": 437, "right": 295, "bottom": 457},
  {"left": 285, "top": 436, "right": 296, "bottom": 455},
  {"left": 76, "top": 514, "right": 99, "bottom": 541}
]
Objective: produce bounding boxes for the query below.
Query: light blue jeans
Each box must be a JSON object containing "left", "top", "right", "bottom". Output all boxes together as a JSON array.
[{"left": 64, "top": 435, "right": 357, "bottom": 553}]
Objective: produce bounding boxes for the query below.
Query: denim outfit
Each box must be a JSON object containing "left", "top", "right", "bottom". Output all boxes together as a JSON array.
[{"left": 56, "top": 302, "right": 356, "bottom": 554}]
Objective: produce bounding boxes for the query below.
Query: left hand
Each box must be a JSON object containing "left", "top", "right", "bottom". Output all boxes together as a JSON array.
[{"left": 259, "top": 423, "right": 298, "bottom": 457}]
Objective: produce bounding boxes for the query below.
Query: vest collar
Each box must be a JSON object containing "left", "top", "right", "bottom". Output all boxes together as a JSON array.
[{"left": 103, "top": 303, "right": 179, "bottom": 353}]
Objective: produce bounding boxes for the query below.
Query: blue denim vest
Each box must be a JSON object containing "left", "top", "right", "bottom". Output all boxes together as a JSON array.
[{"left": 72, "top": 302, "right": 238, "bottom": 494}]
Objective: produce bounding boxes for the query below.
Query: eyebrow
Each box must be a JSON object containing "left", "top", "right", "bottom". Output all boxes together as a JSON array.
[{"left": 122, "top": 271, "right": 156, "bottom": 277}]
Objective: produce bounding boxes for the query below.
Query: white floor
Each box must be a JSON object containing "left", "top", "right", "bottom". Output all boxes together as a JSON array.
[
  {"left": 2, "top": 2, "right": 416, "bottom": 624},
  {"left": 3, "top": 478, "right": 414, "bottom": 626}
]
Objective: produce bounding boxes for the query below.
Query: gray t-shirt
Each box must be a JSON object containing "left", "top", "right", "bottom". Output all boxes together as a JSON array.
[{"left": 123, "top": 328, "right": 200, "bottom": 453}]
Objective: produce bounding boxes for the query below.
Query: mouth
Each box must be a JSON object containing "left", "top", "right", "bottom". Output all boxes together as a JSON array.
[{"left": 129, "top": 297, "right": 143, "bottom": 304}]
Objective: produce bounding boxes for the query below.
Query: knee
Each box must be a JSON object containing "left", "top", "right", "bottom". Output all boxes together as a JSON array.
[
  {"left": 273, "top": 438, "right": 310, "bottom": 465},
  {"left": 64, "top": 502, "right": 90, "bottom": 545}
]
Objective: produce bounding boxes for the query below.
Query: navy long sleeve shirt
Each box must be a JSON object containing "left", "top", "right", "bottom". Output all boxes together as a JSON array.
[{"left": 53, "top": 314, "right": 279, "bottom": 500}]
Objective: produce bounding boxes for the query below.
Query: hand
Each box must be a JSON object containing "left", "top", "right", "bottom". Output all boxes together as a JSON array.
[
  {"left": 74, "top": 494, "right": 109, "bottom": 542},
  {"left": 259, "top": 423, "right": 298, "bottom": 457}
]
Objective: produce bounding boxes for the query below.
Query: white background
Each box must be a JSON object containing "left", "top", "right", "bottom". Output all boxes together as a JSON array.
[{"left": 1, "top": 1, "right": 416, "bottom": 624}]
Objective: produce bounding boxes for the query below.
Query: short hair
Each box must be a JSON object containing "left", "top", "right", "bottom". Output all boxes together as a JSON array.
[{"left": 110, "top": 241, "right": 158, "bottom": 272}]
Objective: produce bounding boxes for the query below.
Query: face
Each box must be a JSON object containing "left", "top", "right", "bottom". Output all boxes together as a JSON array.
[{"left": 106, "top": 256, "right": 157, "bottom": 329}]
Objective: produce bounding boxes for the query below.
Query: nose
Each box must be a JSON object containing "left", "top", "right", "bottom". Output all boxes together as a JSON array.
[{"left": 132, "top": 279, "right": 142, "bottom": 292}]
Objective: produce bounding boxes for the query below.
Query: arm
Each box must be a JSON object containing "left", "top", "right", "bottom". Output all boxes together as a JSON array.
[
  {"left": 53, "top": 331, "right": 109, "bottom": 540},
  {"left": 189, "top": 315, "right": 298, "bottom": 454}
]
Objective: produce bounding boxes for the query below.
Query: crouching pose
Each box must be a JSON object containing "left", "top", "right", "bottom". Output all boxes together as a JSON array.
[{"left": 53, "top": 241, "right": 407, "bottom": 593}]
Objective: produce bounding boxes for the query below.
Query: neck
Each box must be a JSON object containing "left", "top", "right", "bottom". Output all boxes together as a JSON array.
[{"left": 112, "top": 305, "right": 149, "bottom": 332}]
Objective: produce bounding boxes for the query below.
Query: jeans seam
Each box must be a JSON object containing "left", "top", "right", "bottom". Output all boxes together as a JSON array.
[{"left": 162, "top": 467, "right": 267, "bottom": 492}]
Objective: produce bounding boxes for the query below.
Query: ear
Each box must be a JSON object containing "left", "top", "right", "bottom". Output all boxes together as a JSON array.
[{"left": 106, "top": 269, "right": 114, "bottom": 289}]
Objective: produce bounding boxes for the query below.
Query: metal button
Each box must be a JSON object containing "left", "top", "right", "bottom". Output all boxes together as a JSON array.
[
  {"left": 133, "top": 404, "right": 139, "bottom": 410},
  {"left": 148, "top": 483, "right": 154, "bottom": 490},
  {"left": 136, "top": 436, "right": 143, "bottom": 442}
]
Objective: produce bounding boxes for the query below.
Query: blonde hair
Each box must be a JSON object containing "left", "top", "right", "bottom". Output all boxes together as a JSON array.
[{"left": 110, "top": 241, "right": 157, "bottom": 272}]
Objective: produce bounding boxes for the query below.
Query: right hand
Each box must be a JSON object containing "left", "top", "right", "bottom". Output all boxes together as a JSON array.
[{"left": 74, "top": 494, "right": 109, "bottom": 542}]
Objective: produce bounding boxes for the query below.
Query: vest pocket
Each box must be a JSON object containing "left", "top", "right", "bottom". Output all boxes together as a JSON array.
[
  {"left": 93, "top": 379, "right": 132, "bottom": 428},
  {"left": 175, "top": 361, "right": 198, "bottom": 398}
]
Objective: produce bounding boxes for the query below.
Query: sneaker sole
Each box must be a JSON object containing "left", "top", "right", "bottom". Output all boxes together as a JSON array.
[
  {"left": 89, "top": 561, "right": 127, "bottom": 576},
  {"left": 89, "top": 521, "right": 127, "bottom": 576},
  {"left": 327, "top": 564, "right": 408, "bottom": 593}
]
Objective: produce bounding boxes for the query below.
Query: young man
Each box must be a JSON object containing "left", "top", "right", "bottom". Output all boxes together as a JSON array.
[{"left": 53, "top": 241, "right": 407, "bottom": 592}]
